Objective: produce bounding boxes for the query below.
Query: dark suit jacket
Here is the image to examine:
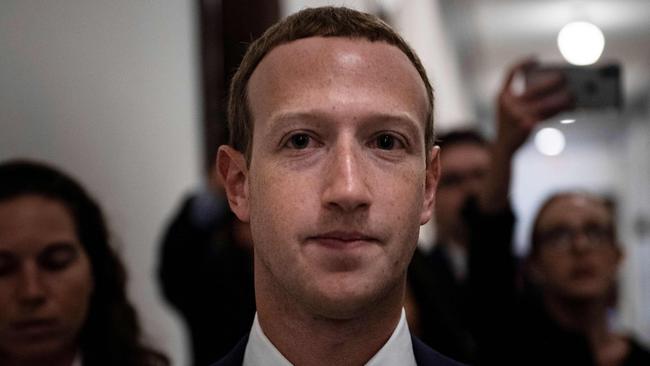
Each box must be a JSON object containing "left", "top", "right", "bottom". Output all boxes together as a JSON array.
[{"left": 210, "top": 334, "right": 466, "bottom": 366}]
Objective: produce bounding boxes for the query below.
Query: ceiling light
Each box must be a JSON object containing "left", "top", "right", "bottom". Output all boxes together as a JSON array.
[
  {"left": 535, "top": 128, "right": 566, "bottom": 156},
  {"left": 557, "top": 21, "right": 605, "bottom": 66}
]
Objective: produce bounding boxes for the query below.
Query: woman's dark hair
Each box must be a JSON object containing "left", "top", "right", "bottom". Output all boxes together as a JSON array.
[{"left": 0, "top": 160, "right": 168, "bottom": 366}]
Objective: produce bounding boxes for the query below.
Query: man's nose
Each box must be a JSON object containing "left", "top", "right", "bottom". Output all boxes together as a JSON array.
[
  {"left": 17, "top": 263, "right": 47, "bottom": 307},
  {"left": 321, "top": 141, "right": 371, "bottom": 212}
]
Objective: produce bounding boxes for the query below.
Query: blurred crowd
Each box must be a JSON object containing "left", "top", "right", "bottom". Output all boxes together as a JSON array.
[{"left": 1, "top": 7, "right": 649, "bottom": 366}]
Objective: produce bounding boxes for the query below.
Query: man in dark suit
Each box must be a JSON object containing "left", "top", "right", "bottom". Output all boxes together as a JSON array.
[{"left": 213, "top": 6, "right": 463, "bottom": 365}]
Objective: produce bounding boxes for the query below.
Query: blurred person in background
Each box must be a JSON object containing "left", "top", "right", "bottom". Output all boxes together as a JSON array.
[
  {"left": 406, "top": 58, "right": 574, "bottom": 363},
  {"left": 478, "top": 191, "right": 650, "bottom": 365},
  {"left": 0, "top": 160, "right": 168, "bottom": 366},
  {"left": 158, "top": 174, "right": 255, "bottom": 365}
]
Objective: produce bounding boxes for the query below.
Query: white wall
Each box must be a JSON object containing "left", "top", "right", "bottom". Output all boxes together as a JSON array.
[
  {"left": 0, "top": 1, "right": 199, "bottom": 364},
  {"left": 620, "top": 113, "right": 650, "bottom": 344},
  {"left": 511, "top": 115, "right": 625, "bottom": 254}
]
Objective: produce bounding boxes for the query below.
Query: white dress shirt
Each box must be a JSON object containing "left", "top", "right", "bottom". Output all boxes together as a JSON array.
[{"left": 243, "top": 308, "right": 417, "bottom": 366}]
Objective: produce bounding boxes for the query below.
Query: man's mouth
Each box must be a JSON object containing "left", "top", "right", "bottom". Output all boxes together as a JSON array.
[{"left": 307, "top": 231, "right": 379, "bottom": 249}]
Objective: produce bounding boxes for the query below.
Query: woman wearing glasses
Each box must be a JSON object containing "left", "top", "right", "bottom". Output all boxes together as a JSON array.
[{"left": 477, "top": 191, "right": 650, "bottom": 365}]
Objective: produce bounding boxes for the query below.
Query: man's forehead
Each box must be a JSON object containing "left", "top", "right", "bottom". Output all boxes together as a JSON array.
[
  {"left": 250, "top": 36, "right": 422, "bottom": 88},
  {"left": 247, "top": 36, "right": 429, "bottom": 126}
]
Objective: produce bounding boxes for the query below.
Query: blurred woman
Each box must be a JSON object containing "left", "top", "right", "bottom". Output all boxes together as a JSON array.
[
  {"left": 0, "top": 160, "right": 168, "bottom": 366},
  {"left": 521, "top": 192, "right": 650, "bottom": 366}
]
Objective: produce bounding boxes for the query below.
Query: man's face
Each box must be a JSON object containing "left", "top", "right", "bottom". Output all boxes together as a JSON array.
[
  {"left": 221, "top": 37, "right": 438, "bottom": 319},
  {"left": 434, "top": 143, "right": 489, "bottom": 243},
  {"left": 531, "top": 195, "right": 621, "bottom": 301}
]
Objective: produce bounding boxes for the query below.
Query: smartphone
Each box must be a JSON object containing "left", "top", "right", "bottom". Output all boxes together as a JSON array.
[{"left": 525, "top": 63, "right": 622, "bottom": 110}]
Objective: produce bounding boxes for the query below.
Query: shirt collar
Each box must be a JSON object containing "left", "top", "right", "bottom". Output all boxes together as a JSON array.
[
  {"left": 243, "top": 313, "right": 292, "bottom": 366},
  {"left": 243, "top": 309, "right": 416, "bottom": 366},
  {"left": 446, "top": 241, "right": 468, "bottom": 281}
]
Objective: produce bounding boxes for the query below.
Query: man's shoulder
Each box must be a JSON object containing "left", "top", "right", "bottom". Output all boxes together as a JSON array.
[
  {"left": 209, "top": 335, "right": 248, "bottom": 366},
  {"left": 412, "top": 335, "right": 467, "bottom": 366}
]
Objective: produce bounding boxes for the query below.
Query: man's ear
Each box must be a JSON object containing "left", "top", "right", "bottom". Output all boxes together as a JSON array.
[
  {"left": 217, "top": 145, "right": 250, "bottom": 222},
  {"left": 420, "top": 146, "right": 440, "bottom": 225}
]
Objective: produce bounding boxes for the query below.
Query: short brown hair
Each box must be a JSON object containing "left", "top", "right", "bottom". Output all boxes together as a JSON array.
[{"left": 227, "top": 6, "right": 435, "bottom": 164}]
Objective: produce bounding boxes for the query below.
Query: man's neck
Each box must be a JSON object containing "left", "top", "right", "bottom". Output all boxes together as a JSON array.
[{"left": 255, "top": 262, "right": 404, "bottom": 366}]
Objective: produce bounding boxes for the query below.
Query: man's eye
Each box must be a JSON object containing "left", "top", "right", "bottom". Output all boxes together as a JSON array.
[
  {"left": 374, "top": 134, "right": 404, "bottom": 150},
  {"left": 377, "top": 134, "right": 395, "bottom": 150},
  {"left": 287, "top": 133, "right": 311, "bottom": 149}
]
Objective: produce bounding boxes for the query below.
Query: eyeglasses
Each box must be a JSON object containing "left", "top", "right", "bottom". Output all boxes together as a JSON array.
[{"left": 536, "top": 224, "right": 614, "bottom": 251}]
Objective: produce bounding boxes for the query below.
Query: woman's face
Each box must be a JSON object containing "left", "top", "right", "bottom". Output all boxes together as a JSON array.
[
  {"left": 0, "top": 195, "right": 93, "bottom": 361},
  {"left": 531, "top": 195, "right": 621, "bottom": 302}
]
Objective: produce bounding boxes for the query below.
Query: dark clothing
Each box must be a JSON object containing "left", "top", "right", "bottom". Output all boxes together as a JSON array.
[
  {"left": 626, "top": 339, "right": 650, "bottom": 365},
  {"left": 411, "top": 335, "right": 469, "bottom": 366},
  {"left": 210, "top": 334, "right": 467, "bottom": 366},
  {"left": 158, "top": 193, "right": 255, "bottom": 366},
  {"left": 209, "top": 336, "right": 246, "bottom": 366},
  {"left": 408, "top": 248, "right": 475, "bottom": 363},
  {"left": 480, "top": 289, "right": 650, "bottom": 365},
  {"left": 407, "top": 198, "right": 516, "bottom": 364}
]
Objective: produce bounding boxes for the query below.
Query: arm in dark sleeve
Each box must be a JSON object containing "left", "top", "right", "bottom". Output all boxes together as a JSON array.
[{"left": 463, "top": 197, "right": 518, "bottom": 363}]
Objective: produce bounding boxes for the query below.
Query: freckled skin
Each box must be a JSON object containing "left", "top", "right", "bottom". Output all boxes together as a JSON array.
[
  {"left": 220, "top": 36, "right": 439, "bottom": 321},
  {"left": 0, "top": 196, "right": 93, "bottom": 363}
]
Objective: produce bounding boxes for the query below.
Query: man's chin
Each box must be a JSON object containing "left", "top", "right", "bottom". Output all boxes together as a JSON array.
[
  {"left": 304, "top": 278, "right": 401, "bottom": 320},
  {"left": 307, "top": 294, "right": 378, "bottom": 320}
]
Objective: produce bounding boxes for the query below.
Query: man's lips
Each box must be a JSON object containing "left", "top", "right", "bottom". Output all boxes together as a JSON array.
[{"left": 307, "top": 231, "right": 379, "bottom": 249}]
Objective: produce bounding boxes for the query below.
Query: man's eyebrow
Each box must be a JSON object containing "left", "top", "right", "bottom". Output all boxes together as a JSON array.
[
  {"left": 264, "top": 112, "right": 329, "bottom": 135},
  {"left": 364, "top": 113, "right": 423, "bottom": 131}
]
